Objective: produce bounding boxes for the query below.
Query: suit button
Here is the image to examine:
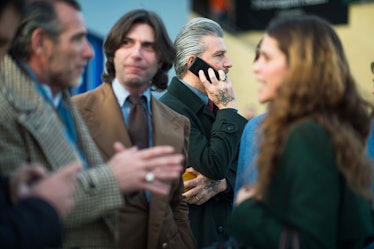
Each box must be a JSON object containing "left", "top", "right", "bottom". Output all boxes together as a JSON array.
[
  {"left": 227, "top": 125, "right": 234, "bottom": 131},
  {"left": 162, "top": 242, "right": 168, "bottom": 248},
  {"left": 217, "top": 225, "right": 223, "bottom": 233}
]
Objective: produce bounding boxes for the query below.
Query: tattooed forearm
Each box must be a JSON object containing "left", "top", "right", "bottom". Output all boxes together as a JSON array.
[
  {"left": 214, "top": 89, "right": 234, "bottom": 106},
  {"left": 203, "top": 179, "right": 220, "bottom": 193}
]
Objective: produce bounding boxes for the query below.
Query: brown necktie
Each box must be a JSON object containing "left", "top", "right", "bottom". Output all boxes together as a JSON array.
[{"left": 128, "top": 95, "right": 149, "bottom": 149}]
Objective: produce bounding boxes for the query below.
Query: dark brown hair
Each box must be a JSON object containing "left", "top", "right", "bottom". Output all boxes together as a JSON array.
[{"left": 101, "top": 9, "right": 175, "bottom": 91}]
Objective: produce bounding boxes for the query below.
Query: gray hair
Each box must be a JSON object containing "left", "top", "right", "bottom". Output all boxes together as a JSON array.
[
  {"left": 174, "top": 17, "right": 224, "bottom": 78},
  {"left": 9, "top": 0, "right": 81, "bottom": 61}
]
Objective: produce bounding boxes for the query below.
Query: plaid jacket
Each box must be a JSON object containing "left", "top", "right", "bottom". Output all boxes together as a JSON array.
[{"left": 0, "top": 55, "right": 123, "bottom": 249}]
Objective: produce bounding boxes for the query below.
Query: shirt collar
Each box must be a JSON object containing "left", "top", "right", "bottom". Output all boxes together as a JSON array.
[
  {"left": 16, "top": 59, "right": 62, "bottom": 108},
  {"left": 112, "top": 78, "right": 152, "bottom": 110},
  {"left": 179, "top": 78, "right": 208, "bottom": 105},
  {"left": 40, "top": 84, "right": 62, "bottom": 108}
]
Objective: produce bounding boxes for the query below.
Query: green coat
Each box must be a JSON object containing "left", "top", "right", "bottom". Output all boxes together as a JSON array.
[
  {"left": 226, "top": 121, "right": 374, "bottom": 249},
  {"left": 160, "top": 77, "right": 247, "bottom": 248}
]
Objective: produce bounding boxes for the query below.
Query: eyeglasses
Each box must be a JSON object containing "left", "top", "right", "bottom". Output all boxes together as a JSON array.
[{"left": 371, "top": 61, "right": 374, "bottom": 74}]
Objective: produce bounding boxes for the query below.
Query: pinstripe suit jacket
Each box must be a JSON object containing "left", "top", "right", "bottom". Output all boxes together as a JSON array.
[
  {"left": 0, "top": 55, "right": 124, "bottom": 249},
  {"left": 72, "top": 82, "right": 196, "bottom": 249}
]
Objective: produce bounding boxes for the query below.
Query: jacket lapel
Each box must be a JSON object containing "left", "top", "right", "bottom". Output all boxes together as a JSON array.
[
  {"left": 148, "top": 98, "right": 183, "bottom": 248},
  {"left": 64, "top": 91, "right": 104, "bottom": 167},
  {"left": 87, "top": 83, "right": 132, "bottom": 160},
  {"left": 0, "top": 55, "right": 81, "bottom": 169}
]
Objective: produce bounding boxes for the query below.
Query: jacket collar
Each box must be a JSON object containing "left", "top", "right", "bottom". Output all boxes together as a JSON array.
[{"left": 168, "top": 77, "right": 214, "bottom": 116}]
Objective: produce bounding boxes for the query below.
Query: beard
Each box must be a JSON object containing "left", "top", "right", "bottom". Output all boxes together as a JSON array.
[
  {"left": 50, "top": 70, "right": 83, "bottom": 93},
  {"left": 122, "top": 75, "right": 152, "bottom": 91}
]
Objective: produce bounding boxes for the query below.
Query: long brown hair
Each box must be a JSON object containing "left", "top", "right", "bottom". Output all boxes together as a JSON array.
[
  {"left": 255, "top": 15, "right": 373, "bottom": 200},
  {"left": 101, "top": 9, "right": 175, "bottom": 91}
]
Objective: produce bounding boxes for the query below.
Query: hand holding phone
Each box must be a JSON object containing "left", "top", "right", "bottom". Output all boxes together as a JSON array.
[{"left": 188, "top": 57, "right": 220, "bottom": 83}]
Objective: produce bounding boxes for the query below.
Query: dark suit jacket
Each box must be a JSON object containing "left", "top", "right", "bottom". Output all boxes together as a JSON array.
[
  {"left": 0, "top": 176, "right": 62, "bottom": 249},
  {"left": 226, "top": 121, "right": 374, "bottom": 249},
  {"left": 159, "top": 77, "right": 247, "bottom": 248},
  {"left": 73, "top": 82, "right": 196, "bottom": 249},
  {"left": 0, "top": 55, "right": 124, "bottom": 249}
]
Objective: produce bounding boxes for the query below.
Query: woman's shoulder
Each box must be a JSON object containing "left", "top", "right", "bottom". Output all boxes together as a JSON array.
[{"left": 287, "top": 120, "right": 330, "bottom": 144}]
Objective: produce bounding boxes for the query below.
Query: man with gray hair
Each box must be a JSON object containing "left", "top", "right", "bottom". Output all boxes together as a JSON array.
[
  {"left": 0, "top": 1, "right": 81, "bottom": 248},
  {"left": 160, "top": 17, "right": 247, "bottom": 248},
  {"left": 0, "top": 0, "right": 184, "bottom": 248}
]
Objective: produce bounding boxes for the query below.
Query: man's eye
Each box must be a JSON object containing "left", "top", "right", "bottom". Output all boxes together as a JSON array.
[{"left": 143, "top": 43, "right": 155, "bottom": 50}]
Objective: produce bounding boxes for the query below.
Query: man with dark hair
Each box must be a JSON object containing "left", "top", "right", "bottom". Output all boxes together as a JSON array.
[
  {"left": 0, "top": 1, "right": 184, "bottom": 248},
  {"left": 73, "top": 9, "right": 195, "bottom": 249}
]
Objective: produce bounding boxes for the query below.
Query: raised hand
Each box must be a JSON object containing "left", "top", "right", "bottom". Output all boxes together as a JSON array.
[{"left": 108, "top": 142, "right": 183, "bottom": 196}]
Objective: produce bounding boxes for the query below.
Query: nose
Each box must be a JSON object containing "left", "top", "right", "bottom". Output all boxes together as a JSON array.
[
  {"left": 130, "top": 43, "right": 142, "bottom": 58},
  {"left": 83, "top": 39, "right": 94, "bottom": 60},
  {"left": 224, "top": 56, "right": 232, "bottom": 69},
  {"left": 252, "top": 59, "right": 260, "bottom": 74}
]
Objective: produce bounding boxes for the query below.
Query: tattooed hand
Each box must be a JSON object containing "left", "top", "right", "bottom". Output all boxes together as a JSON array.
[
  {"left": 183, "top": 167, "right": 228, "bottom": 205},
  {"left": 213, "top": 89, "right": 235, "bottom": 108},
  {"left": 198, "top": 68, "right": 237, "bottom": 110}
]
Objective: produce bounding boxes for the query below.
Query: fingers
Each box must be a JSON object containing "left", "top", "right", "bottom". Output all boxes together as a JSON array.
[
  {"left": 198, "top": 69, "right": 209, "bottom": 83},
  {"left": 109, "top": 145, "right": 184, "bottom": 194},
  {"left": 53, "top": 161, "right": 82, "bottom": 181},
  {"left": 218, "top": 70, "right": 227, "bottom": 81},
  {"left": 186, "top": 167, "right": 199, "bottom": 175},
  {"left": 199, "top": 68, "right": 236, "bottom": 109},
  {"left": 142, "top": 154, "right": 184, "bottom": 174},
  {"left": 183, "top": 176, "right": 197, "bottom": 192},
  {"left": 136, "top": 145, "right": 175, "bottom": 159},
  {"left": 182, "top": 179, "right": 201, "bottom": 204},
  {"left": 17, "top": 165, "right": 48, "bottom": 183},
  {"left": 150, "top": 166, "right": 181, "bottom": 181},
  {"left": 235, "top": 185, "right": 256, "bottom": 206},
  {"left": 182, "top": 169, "right": 197, "bottom": 193},
  {"left": 143, "top": 180, "right": 171, "bottom": 196},
  {"left": 30, "top": 162, "right": 82, "bottom": 219},
  {"left": 200, "top": 68, "right": 226, "bottom": 85},
  {"left": 113, "top": 141, "right": 138, "bottom": 153},
  {"left": 189, "top": 195, "right": 204, "bottom": 205},
  {"left": 9, "top": 165, "right": 49, "bottom": 203},
  {"left": 198, "top": 68, "right": 220, "bottom": 90},
  {"left": 183, "top": 188, "right": 204, "bottom": 205}
]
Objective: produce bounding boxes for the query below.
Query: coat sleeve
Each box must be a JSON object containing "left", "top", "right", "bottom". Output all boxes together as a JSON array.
[
  {"left": 0, "top": 179, "right": 63, "bottom": 249},
  {"left": 162, "top": 115, "right": 196, "bottom": 248},
  {"left": 0, "top": 102, "right": 124, "bottom": 229},
  {"left": 188, "top": 109, "right": 247, "bottom": 180},
  {"left": 63, "top": 165, "right": 123, "bottom": 227}
]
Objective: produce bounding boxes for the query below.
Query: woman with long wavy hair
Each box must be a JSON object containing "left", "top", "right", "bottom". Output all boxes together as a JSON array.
[{"left": 226, "top": 15, "right": 374, "bottom": 249}]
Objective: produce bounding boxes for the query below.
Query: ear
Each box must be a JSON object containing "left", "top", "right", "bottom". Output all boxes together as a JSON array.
[
  {"left": 30, "top": 28, "right": 51, "bottom": 56},
  {"left": 186, "top": 55, "right": 196, "bottom": 67}
]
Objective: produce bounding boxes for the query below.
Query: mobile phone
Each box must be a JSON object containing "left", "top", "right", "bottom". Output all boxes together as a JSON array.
[{"left": 188, "top": 57, "right": 220, "bottom": 83}]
